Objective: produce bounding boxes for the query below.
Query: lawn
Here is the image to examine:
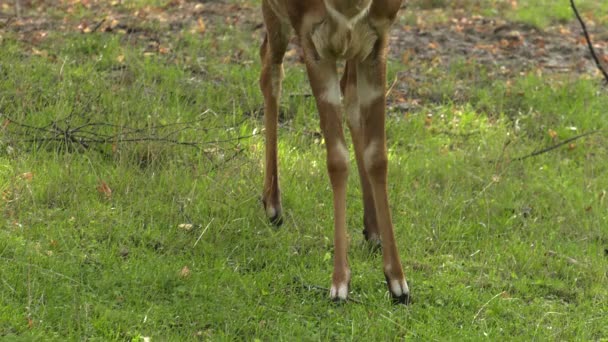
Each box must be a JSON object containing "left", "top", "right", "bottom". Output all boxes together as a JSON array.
[{"left": 1, "top": 0, "right": 607, "bottom": 340}]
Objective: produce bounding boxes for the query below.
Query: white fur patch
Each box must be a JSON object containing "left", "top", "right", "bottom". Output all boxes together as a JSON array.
[
  {"left": 330, "top": 282, "right": 349, "bottom": 300},
  {"left": 389, "top": 278, "right": 410, "bottom": 297},
  {"left": 335, "top": 141, "right": 349, "bottom": 163},
  {"left": 357, "top": 73, "right": 382, "bottom": 107},
  {"left": 265, "top": 205, "right": 276, "bottom": 219},
  {"left": 321, "top": 74, "right": 341, "bottom": 106},
  {"left": 324, "top": 0, "right": 372, "bottom": 30},
  {"left": 363, "top": 139, "right": 380, "bottom": 170},
  {"left": 270, "top": 65, "right": 283, "bottom": 98}
]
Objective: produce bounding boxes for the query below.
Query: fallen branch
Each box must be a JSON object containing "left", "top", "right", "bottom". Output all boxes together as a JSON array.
[
  {"left": 570, "top": 0, "right": 608, "bottom": 84},
  {"left": 2, "top": 112, "right": 257, "bottom": 152},
  {"left": 511, "top": 130, "right": 600, "bottom": 162}
]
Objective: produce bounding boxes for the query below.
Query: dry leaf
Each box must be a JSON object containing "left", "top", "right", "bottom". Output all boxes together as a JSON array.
[
  {"left": 548, "top": 129, "right": 558, "bottom": 139},
  {"left": 97, "top": 181, "right": 112, "bottom": 199},
  {"left": 424, "top": 114, "right": 433, "bottom": 127},
  {"left": 20, "top": 172, "right": 34, "bottom": 181},
  {"left": 197, "top": 17, "right": 206, "bottom": 34},
  {"left": 78, "top": 21, "right": 91, "bottom": 33},
  {"left": 180, "top": 265, "right": 191, "bottom": 278}
]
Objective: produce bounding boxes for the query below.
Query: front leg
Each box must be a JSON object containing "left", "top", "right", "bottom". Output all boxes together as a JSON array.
[{"left": 304, "top": 56, "right": 352, "bottom": 301}]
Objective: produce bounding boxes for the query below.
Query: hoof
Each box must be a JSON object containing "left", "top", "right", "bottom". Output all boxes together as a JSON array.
[
  {"left": 262, "top": 198, "right": 283, "bottom": 226},
  {"left": 269, "top": 213, "right": 283, "bottom": 226},
  {"left": 363, "top": 230, "right": 382, "bottom": 252},
  {"left": 385, "top": 274, "right": 410, "bottom": 305},
  {"left": 392, "top": 292, "right": 411, "bottom": 305},
  {"left": 330, "top": 282, "right": 349, "bottom": 302}
]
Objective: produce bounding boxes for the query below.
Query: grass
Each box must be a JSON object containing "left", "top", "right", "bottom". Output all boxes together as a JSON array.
[
  {"left": 1, "top": 0, "right": 608, "bottom": 340},
  {"left": 405, "top": 0, "right": 608, "bottom": 27}
]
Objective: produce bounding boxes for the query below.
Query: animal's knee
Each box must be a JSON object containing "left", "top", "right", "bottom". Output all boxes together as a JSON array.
[
  {"left": 327, "top": 142, "right": 349, "bottom": 176},
  {"left": 364, "top": 140, "right": 387, "bottom": 179}
]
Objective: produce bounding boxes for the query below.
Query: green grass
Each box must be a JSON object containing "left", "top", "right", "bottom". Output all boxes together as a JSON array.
[
  {"left": 405, "top": 0, "right": 608, "bottom": 27},
  {"left": 1, "top": 1, "right": 608, "bottom": 340},
  {"left": 508, "top": 0, "right": 608, "bottom": 27}
]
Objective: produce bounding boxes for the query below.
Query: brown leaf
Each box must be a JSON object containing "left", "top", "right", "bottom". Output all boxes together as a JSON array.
[
  {"left": 180, "top": 265, "right": 191, "bottom": 278},
  {"left": 424, "top": 114, "right": 433, "bottom": 127},
  {"left": 78, "top": 20, "right": 91, "bottom": 33},
  {"left": 197, "top": 17, "right": 206, "bottom": 34},
  {"left": 548, "top": 129, "right": 558, "bottom": 139},
  {"left": 97, "top": 181, "right": 112, "bottom": 199},
  {"left": 20, "top": 172, "right": 34, "bottom": 181}
]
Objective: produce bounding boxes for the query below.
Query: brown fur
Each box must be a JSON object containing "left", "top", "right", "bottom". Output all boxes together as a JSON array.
[{"left": 260, "top": 0, "right": 409, "bottom": 303}]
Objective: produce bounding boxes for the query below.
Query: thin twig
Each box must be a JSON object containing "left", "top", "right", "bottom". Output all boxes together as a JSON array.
[
  {"left": 511, "top": 130, "right": 600, "bottom": 162},
  {"left": 91, "top": 18, "right": 106, "bottom": 33},
  {"left": 570, "top": 0, "right": 608, "bottom": 84},
  {"left": 2, "top": 113, "right": 259, "bottom": 151}
]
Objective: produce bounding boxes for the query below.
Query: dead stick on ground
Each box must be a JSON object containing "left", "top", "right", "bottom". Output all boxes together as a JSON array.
[
  {"left": 512, "top": 130, "right": 600, "bottom": 162},
  {"left": 571, "top": 0, "right": 608, "bottom": 84}
]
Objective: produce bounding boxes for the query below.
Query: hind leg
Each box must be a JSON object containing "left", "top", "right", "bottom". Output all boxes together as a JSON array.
[{"left": 342, "top": 60, "right": 381, "bottom": 246}]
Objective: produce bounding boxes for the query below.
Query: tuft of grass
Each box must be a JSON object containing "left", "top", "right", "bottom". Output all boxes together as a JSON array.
[{"left": 508, "top": 0, "right": 608, "bottom": 28}]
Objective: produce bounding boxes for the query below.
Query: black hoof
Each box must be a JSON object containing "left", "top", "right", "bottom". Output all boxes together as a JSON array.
[
  {"left": 384, "top": 274, "right": 411, "bottom": 305},
  {"left": 261, "top": 197, "right": 283, "bottom": 227},
  {"left": 269, "top": 213, "right": 283, "bottom": 227},
  {"left": 331, "top": 296, "right": 347, "bottom": 305},
  {"left": 362, "top": 229, "right": 382, "bottom": 252},
  {"left": 362, "top": 227, "right": 372, "bottom": 240},
  {"left": 392, "top": 292, "right": 411, "bottom": 305}
]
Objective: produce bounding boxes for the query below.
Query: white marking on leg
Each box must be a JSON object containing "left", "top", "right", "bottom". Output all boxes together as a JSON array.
[
  {"left": 270, "top": 65, "right": 283, "bottom": 98},
  {"left": 330, "top": 282, "right": 349, "bottom": 300},
  {"left": 389, "top": 278, "right": 410, "bottom": 297},
  {"left": 357, "top": 74, "right": 382, "bottom": 107},
  {"left": 363, "top": 139, "right": 380, "bottom": 171},
  {"left": 335, "top": 141, "right": 349, "bottom": 163},
  {"left": 265, "top": 205, "right": 276, "bottom": 219},
  {"left": 321, "top": 73, "right": 341, "bottom": 106}
]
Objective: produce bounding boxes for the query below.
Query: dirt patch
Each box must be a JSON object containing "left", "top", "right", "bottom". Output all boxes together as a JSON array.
[
  {"left": 391, "top": 16, "right": 608, "bottom": 77},
  {"left": 2, "top": 0, "right": 607, "bottom": 79}
]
